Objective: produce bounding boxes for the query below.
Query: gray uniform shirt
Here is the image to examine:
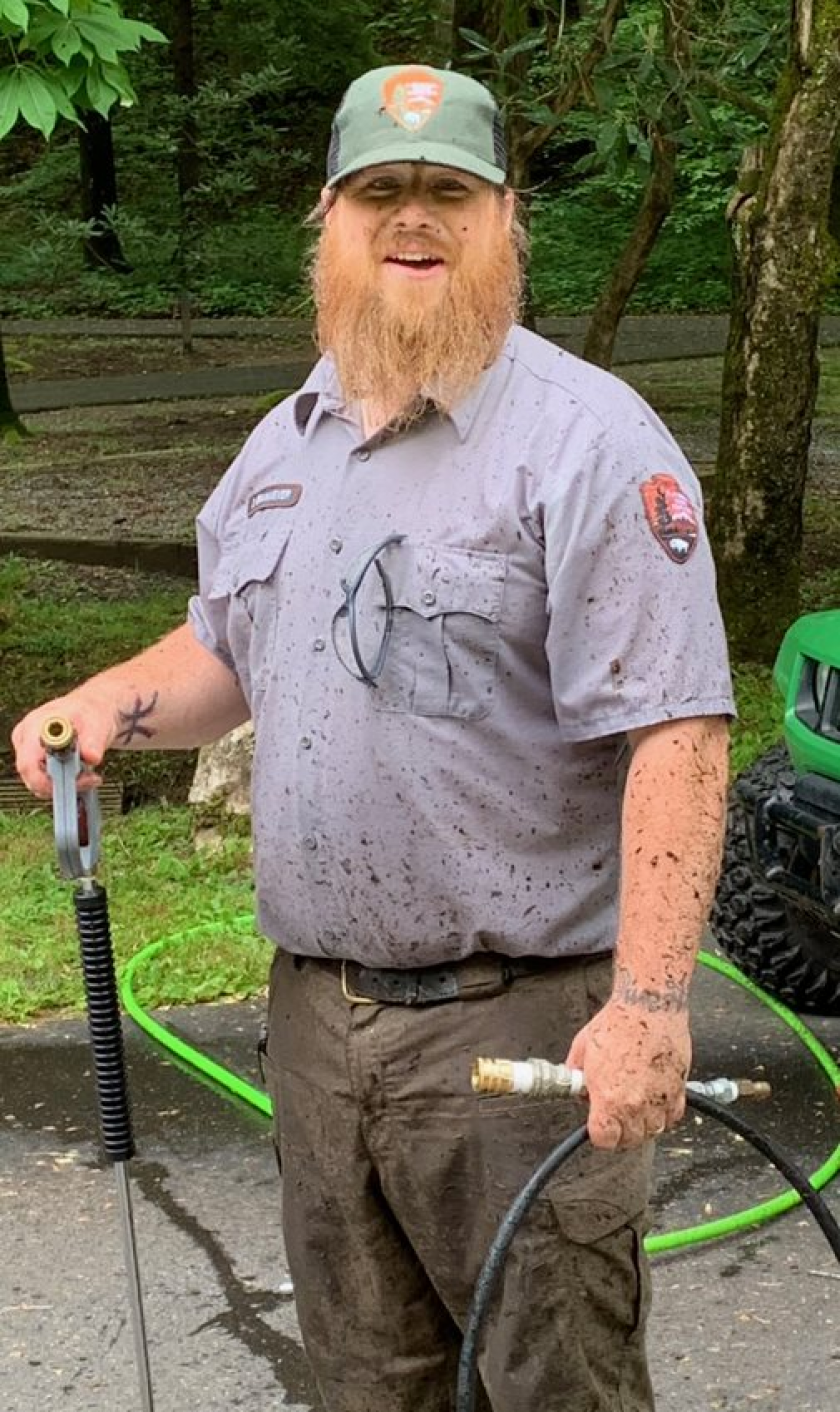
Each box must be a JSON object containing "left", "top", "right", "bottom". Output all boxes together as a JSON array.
[{"left": 189, "top": 325, "right": 735, "bottom": 966}]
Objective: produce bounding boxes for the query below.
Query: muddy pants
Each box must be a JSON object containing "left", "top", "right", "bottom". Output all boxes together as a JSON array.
[{"left": 263, "top": 948, "right": 655, "bottom": 1412}]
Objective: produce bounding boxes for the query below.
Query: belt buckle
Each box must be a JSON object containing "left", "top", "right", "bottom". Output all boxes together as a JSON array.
[{"left": 340, "top": 959, "right": 379, "bottom": 1006}]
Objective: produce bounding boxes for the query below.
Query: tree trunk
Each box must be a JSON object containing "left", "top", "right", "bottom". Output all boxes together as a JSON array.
[
  {"left": 582, "top": 129, "right": 676, "bottom": 367},
  {"left": 173, "top": 0, "right": 198, "bottom": 352},
  {"left": 78, "top": 112, "right": 131, "bottom": 272},
  {"left": 0, "top": 323, "right": 25, "bottom": 439},
  {"left": 433, "top": 0, "right": 456, "bottom": 64},
  {"left": 583, "top": 0, "right": 693, "bottom": 368},
  {"left": 173, "top": 0, "right": 199, "bottom": 198},
  {"left": 710, "top": 2, "right": 840, "bottom": 664}
]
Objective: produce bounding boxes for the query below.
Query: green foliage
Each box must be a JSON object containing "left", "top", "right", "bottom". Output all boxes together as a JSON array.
[
  {"left": 0, "top": 805, "right": 266, "bottom": 1022},
  {"left": 0, "top": 203, "right": 311, "bottom": 314},
  {"left": 1, "top": 1, "right": 837, "bottom": 319},
  {"left": 530, "top": 169, "right": 734, "bottom": 313},
  {"left": 366, "top": 0, "right": 449, "bottom": 64},
  {"left": 730, "top": 662, "right": 781, "bottom": 777},
  {"left": 0, "top": 0, "right": 379, "bottom": 315},
  {"left": 0, "top": 0, "right": 166, "bottom": 138}
]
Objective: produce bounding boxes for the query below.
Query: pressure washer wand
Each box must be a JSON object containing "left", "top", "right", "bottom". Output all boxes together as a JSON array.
[{"left": 41, "top": 717, "right": 155, "bottom": 1412}]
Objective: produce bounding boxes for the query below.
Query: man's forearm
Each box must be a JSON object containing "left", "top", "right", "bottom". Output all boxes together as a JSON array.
[
  {"left": 77, "top": 623, "right": 250, "bottom": 750},
  {"left": 613, "top": 715, "right": 730, "bottom": 1008}
]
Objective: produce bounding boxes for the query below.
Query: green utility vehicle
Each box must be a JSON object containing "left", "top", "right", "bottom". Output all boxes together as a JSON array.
[{"left": 711, "top": 610, "right": 840, "bottom": 1014}]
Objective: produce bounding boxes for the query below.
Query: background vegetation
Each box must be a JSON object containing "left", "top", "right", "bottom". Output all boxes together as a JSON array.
[{"left": 1, "top": 0, "right": 824, "bottom": 320}]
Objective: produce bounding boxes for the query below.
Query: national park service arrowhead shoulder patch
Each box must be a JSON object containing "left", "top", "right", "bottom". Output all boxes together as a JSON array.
[{"left": 639, "top": 473, "right": 699, "bottom": 564}]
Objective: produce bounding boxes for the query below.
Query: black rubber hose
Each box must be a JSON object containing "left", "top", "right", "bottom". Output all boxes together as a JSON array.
[
  {"left": 686, "top": 1090, "right": 840, "bottom": 1257},
  {"left": 455, "top": 1095, "right": 840, "bottom": 1412},
  {"left": 456, "top": 1123, "right": 589, "bottom": 1412},
  {"left": 74, "top": 883, "right": 135, "bottom": 1164}
]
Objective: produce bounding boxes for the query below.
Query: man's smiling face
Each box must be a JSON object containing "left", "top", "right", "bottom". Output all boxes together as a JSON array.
[
  {"left": 312, "top": 161, "right": 522, "bottom": 418},
  {"left": 327, "top": 162, "right": 511, "bottom": 305}
]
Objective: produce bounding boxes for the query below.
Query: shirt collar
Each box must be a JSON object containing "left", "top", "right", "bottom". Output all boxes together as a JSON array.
[
  {"left": 292, "top": 355, "right": 342, "bottom": 439},
  {"left": 292, "top": 330, "right": 516, "bottom": 443}
]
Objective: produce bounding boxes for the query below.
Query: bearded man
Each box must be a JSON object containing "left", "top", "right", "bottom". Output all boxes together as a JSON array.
[{"left": 13, "top": 66, "right": 734, "bottom": 1412}]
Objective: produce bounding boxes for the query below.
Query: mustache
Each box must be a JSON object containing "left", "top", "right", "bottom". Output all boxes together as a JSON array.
[{"left": 373, "top": 232, "right": 452, "bottom": 262}]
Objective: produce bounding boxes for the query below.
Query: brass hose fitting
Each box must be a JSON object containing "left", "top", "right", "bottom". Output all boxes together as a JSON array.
[
  {"left": 471, "top": 1058, "right": 587, "bottom": 1099},
  {"left": 472, "top": 1059, "right": 773, "bottom": 1105},
  {"left": 40, "top": 715, "right": 76, "bottom": 753}
]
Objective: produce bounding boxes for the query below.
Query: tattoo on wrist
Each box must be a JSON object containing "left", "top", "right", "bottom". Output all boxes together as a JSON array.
[
  {"left": 115, "top": 692, "right": 159, "bottom": 746},
  {"left": 613, "top": 965, "right": 690, "bottom": 1013}
]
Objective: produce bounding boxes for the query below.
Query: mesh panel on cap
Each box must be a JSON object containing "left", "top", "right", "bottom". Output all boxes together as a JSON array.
[
  {"left": 326, "top": 122, "right": 342, "bottom": 181},
  {"left": 492, "top": 112, "right": 507, "bottom": 172}
]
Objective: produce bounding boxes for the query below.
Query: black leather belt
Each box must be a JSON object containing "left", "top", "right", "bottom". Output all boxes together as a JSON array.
[{"left": 337, "top": 952, "right": 573, "bottom": 1006}]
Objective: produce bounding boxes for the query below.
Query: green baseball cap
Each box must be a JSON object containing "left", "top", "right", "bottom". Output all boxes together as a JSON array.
[{"left": 326, "top": 65, "right": 507, "bottom": 188}]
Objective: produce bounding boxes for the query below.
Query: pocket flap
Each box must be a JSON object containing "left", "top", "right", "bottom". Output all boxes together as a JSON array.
[
  {"left": 548, "top": 1144, "right": 654, "bottom": 1245},
  {"left": 388, "top": 544, "right": 506, "bottom": 620},
  {"left": 209, "top": 528, "right": 291, "bottom": 600}
]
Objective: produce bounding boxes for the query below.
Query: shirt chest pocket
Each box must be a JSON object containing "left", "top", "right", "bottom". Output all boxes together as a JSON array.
[
  {"left": 373, "top": 544, "right": 507, "bottom": 721},
  {"left": 209, "top": 529, "right": 291, "bottom": 707}
]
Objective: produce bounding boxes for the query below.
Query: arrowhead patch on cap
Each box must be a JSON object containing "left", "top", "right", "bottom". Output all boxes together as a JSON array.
[{"left": 382, "top": 68, "right": 444, "bottom": 132}]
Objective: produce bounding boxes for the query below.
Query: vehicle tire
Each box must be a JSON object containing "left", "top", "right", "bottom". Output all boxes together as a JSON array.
[{"left": 710, "top": 743, "right": 840, "bottom": 1014}]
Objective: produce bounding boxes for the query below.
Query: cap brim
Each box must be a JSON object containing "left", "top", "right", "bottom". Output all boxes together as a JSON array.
[{"left": 327, "top": 145, "right": 506, "bottom": 188}]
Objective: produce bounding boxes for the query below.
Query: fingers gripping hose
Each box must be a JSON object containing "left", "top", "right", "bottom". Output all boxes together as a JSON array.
[{"left": 74, "top": 884, "right": 135, "bottom": 1164}]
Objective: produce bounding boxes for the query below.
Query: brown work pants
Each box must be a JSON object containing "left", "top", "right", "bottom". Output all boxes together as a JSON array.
[{"left": 263, "top": 948, "right": 655, "bottom": 1412}]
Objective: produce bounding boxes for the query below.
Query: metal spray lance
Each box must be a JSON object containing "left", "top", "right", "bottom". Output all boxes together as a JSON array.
[{"left": 41, "top": 716, "right": 156, "bottom": 1412}]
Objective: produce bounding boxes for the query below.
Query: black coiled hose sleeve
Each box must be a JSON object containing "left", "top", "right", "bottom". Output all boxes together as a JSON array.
[
  {"left": 74, "top": 882, "right": 135, "bottom": 1164},
  {"left": 455, "top": 1095, "right": 840, "bottom": 1412}
]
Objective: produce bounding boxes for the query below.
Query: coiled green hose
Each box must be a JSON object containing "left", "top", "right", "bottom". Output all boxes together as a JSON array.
[{"left": 119, "top": 927, "right": 840, "bottom": 1254}]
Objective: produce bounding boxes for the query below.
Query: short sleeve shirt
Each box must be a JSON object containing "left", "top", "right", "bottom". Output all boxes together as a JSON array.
[{"left": 189, "top": 325, "right": 734, "bottom": 965}]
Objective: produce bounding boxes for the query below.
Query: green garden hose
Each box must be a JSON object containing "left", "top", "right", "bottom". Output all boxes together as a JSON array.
[
  {"left": 120, "top": 913, "right": 272, "bottom": 1118},
  {"left": 119, "top": 928, "right": 840, "bottom": 1254}
]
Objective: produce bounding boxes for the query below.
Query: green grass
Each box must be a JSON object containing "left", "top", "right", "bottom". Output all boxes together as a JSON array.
[
  {"left": 730, "top": 664, "right": 781, "bottom": 777},
  {"left": 0, "top": 806, "right": 270, "bottom": 1024}
]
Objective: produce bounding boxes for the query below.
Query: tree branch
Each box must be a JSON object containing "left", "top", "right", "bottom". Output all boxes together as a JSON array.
[
  {"left": 696, "top": 72, "right": 770, "bottom": 124},
  {"left": 518, "top": 0, "right": 627, "bottom": 164}
]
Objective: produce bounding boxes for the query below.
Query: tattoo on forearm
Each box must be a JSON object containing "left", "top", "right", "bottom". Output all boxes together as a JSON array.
[
  {"left": 115, "top": 692, "right": 159, "bottom": 746},
  {"left": 613, "top": 965, "right": 690, "bottom": 1013}
]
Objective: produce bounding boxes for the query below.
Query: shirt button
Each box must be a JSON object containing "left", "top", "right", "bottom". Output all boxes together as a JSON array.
[
  {"left": 421, "top": 590, "right": 437, "bottom": 606},
  {"left": 300, "top": 736, "right": 312, "bottom": 750},
  {"left": 329, "top": 537, "right": 343, "bottom": 554},
  {"left": 356, "top": 448, "right": 371, "bottom": 462},
  {"left": 313, "top": 637, "right": 326, "bottom": 652},
  {"left": 303, "top": 835, "right": 318, "bottom": 851}
]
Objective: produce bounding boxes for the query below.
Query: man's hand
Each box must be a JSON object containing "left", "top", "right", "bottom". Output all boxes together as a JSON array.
[
  {"left": 12, "top": 687, "right": 119, "bottom": 799},
  {"left": 565, "top": 994, "right": 691, "bottom": 1150},
  {"left": 11, "top": 625, "right": 252, "bottom": 800}
]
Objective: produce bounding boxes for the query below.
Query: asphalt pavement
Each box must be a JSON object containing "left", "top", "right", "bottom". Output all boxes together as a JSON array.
[
  {"left": 2, "top": 963, "right": 839, "bottom": 1412},
  {"left": 9, "top": 314, "right": 840, "bottom": 413}
]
